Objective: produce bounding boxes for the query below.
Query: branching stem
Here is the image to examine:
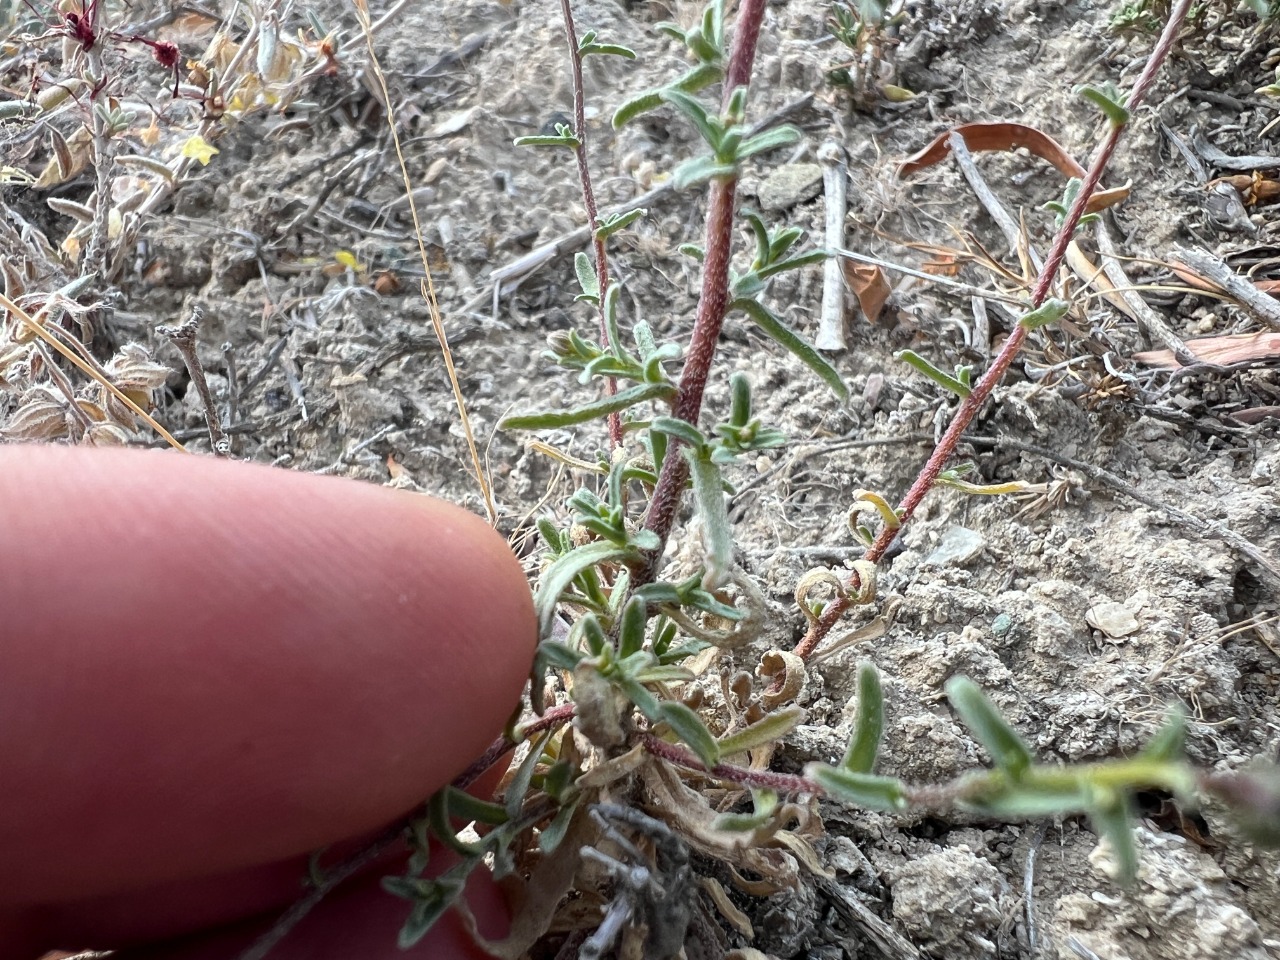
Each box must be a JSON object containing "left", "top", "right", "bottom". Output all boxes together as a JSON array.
[
  {"left": 558, "top": 0, "right": 623, "bottom": 448},
  {"left": 794, "top": 0, "right": 1195, "bottom": 660},
  {"left": 637, "top": 0, "right": 769, "bottom": 586}
]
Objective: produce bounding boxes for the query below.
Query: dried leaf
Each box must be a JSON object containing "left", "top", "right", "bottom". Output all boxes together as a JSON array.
[
  {"left": 1133, "top": 331, "right": 1280, "bottom": 368},
  {"left": 36, "top": 126, "right": 91, "bottom": 188},
  {"left": 455, "top": 802, "right": 600, "bottom": 959},
  {"left": 698, "top": 876, "right": 754, "bottom": 938},
  {"left": 840, "top": 261, "right": 890, "bottom": 324},
  {"left": 757, "top": 649, "right": 805, "bottom": 710},
  {"left": 898, "top": 122, "right": 1129, "bottom": 213}
]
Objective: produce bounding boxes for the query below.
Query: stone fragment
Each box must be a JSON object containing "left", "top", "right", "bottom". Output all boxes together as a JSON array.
[
  {"left": 757, "top": 162, "right": 823, "bottom": 212},
  {"left": 924, "top": 525, "right": 985, "bottom": 567},
  {"left": 1086, "top": 600, "right": 1140, "bottom": 639}
]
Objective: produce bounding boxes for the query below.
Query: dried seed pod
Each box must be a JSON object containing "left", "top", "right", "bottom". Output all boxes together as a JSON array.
[{"left": 2, "top": 399, "right": 70, "bottom": 440}]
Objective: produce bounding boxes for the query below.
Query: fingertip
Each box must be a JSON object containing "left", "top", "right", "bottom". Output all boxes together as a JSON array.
[{"left": 0, "top": 446, "right": 535, "bottom": 901}]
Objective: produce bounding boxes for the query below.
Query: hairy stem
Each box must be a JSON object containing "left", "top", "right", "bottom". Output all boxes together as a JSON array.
[
  {"left": 794, "top": 0, "right": 1194, "bottom": 660},
  {"left": 558, "top": 0, "right": 623, "bottom": 447},
  {"left": 637, "top": 0, "right": 769, "bottom": 585}
]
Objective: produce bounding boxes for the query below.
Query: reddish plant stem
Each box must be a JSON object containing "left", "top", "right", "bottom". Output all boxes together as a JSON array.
[
  {"left": 453, "top": 703, "right": 578, "bottom": 791},
  {"left": 793, "top": 0, "right": 1194, "bottom": 661},
  {"left": 641, "top": 733, "right": 818, "bottom": 793},
  {"left": 558, "top": 0, "right": 623, "bottom": 448},
  {"left": 637, "top": 0, "right": 769, "bottom": 584}
]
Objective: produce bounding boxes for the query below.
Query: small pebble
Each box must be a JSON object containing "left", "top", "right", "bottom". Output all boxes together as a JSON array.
[{"left": 924, "top": 526, "right": 985, "bottom": 567}]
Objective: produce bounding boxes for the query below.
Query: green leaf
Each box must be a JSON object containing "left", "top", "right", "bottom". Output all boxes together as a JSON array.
[
  {"left": 731, "top": 298, "right": 847, "bottom": 399},
  {"left": 658, "top": 701, "right": 720, "bottom": 769},
  {"left": 539, "top": 796, "right": 581, "bottom": 852},
  {"left": 956, "top": 770, "right": 1089, "bottom": 818},
  {"left": 1089, "top": 786, "right": 1138, "bottom": 884},
  {"left": 842, "top": 662, "right": 885, "bottom": 774},
  {"left": 1139, "top": 710, "right": 1186, "bottom": 764},
  {"left": 896, "top": 349, "right": 972, "bottom": 398},
  {"left": 686, "top": 449, "right": 734, "bottom": 590},
  {"left": 807, "top": 763, "right": 909, "bottom": 812},
  {"left": 505, "top": 729, "right": 553, "bottom": 821},
  {"left": 618, "top": 596, "right": 649, "bottom": 658},
  {"left": 738, "top": 124, "right": 802, "bottom": 159},
  {"left": 614, "top": 90, "right": 665, "bottom": 128},
  {"left": 651, "top": 416, "right": 709, "bottom": 452},
  {"left": 743, "top": 210, "right": 771, "bottom": 265},
  {"left": 390, "top": 858, "right": 474, "bottom": 947},
  {"left": 713, "top": 788, "right": 778, "bottom": 832},
  {"left": 717, "top": 705, "right": 807, "bottom": 756},
  {"left": 429, "top": 789, "right": 485, "bottom": 857},
  {"left": 672, "top": 155, "right": 738, "bottom": 190},
  {"left": 514, "top": 122, "right": 581, "bottom": 149},
  {"left": 1017, "top": 298, "right": 1071, "bottom": 331},
  {"left": 632, "top": 663, "right": 696, "bottom": 683},
  {"left": 1075, "top": 83, "right": 1130, "bottom": 126},
  {"left": 441, "top": 786, "right": 510, "bottom": 826},
  {"left": 500, "top": 381, "right": 674, "bottom": 431},
  {"left": 575, "top": 251, "right": 599, "bottom": 302},
  {"left": 596, "top": 207, "right": 646, "bottom": 240},
  {"left": 728, "top": 372, "right": 752, "bottom": 426},
  {"left": 660, "top": 88, "right": 722, "bottom": 150},
  {"left": 946, "top": 677, "right": 1033, "bottom": 779},
  {"left": 533, "top": 542, "right": 635, "bottom": 640},
  {"left": 756, "top": 250, "right": 830, "bottom": 282},
  {"left": 615, "top": 673, "right": 663, "bottom": 719},
  {"left": 579, "top": 31, "right": 637, "bottom": 58}
]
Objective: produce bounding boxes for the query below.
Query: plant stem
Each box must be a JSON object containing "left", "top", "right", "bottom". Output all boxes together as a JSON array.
[
  {"left": 637, "top": 0, "right": 769, "bottom": 584},
  {"left": 794, "top": 0, "right": 1194, "bottom": 660},
  {"left": 558, "top": 0, "right": 623, "bottom": 448},
  {"left": 641, "top": 733, "right": 818, "bottom": 793}
]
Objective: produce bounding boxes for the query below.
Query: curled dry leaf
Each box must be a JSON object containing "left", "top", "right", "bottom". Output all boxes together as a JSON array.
[
  {"left": 698, "top": 876, "right": 754, "bottom": 938},
  {"left": 1133, "top": 331, "right": 1280, "bottom": 368},
  {"left": 456, "top": 801, "right": 601, "bottom": 960},
  {"left": 840, "top": 260, "right": 891, "bottom": 324},
  {"left": 643, "top": 762, "right": 801, "bottom": 892},
  {"left": 757, "top": 649, "right": 805, "bottom": 710},
  {"left": 1210, "top": 173, "right": 1280, "bottom": 207},
  {"left": 795, "top": 566, "right": 847, "bottom": 626},
  {"left": 898, "top": 121, "right": 1130, "bottom": 213}
]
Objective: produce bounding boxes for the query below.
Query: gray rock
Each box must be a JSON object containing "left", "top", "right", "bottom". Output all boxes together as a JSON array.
[
  {"left": 757, "top": 162, "right": 823, "bottom": 212},
  {"left": 924, "top": 526, "right": 986, "bottom": 567}
]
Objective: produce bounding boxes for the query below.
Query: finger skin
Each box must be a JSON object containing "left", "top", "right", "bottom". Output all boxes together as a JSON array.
[{"left": 0, "top": 446, "right": 535, "bottom": 906}]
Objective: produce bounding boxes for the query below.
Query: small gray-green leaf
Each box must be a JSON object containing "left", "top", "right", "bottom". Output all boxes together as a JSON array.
[
  {"left": 732, "top": 298, "right": 847, "bottom": 399},
  {"left": 807, "top": 763, "right": 909, "bottom": 812},
  {"left": 686, "top": 449, "right": 733, "bottom": 590},
  {"left": 534, "top": 542, "right": 634, "bottom": 640},
  {"left": 717, "top": 706, "right": 806, "bottom": 756},
  {"left": 500, "top": 381, "right": 674, "bottom": 431},
  {"left": 842, "top": 662, "right": 884, "bottom": 775},
  {"left": 946, "top": 677, "right": 1033, "bottom": 779},
  {"left": 658, "top": 701, "right": 720, "bottom": 769}
]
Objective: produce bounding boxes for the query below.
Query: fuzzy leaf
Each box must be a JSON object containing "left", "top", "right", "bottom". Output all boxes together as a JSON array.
[
  {"left": 686, "top": 448, "right": 734, "bottom": 590},
  {"left": 731, "top": 298, "right": 847, "bottom": 399},
  {"left": 842, "top": 662, "right": 885, "bottom": 774},
  {"left": 946, "top": 677, "right": 1033, "bottom": 779},
  {"left": 500, "top": 381, "right": 674, "bottom": 431},
  {"left": 717, "top": 706, "right": 807, "bottom": 756},
  {"left": 596, "top": 207, "right": 646, "bottom": 240},
  {"left": 896, "top": 349, "right": 972, "bottom": 397},
  {"left": 658, "top": 701, "right": 720, "bottom": 769},
  {"left": 534, "top": 542, "right": 635, "bottom": 640},
  {"left": 807, "top": 763, "right": 909, "bottom": 812}
]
